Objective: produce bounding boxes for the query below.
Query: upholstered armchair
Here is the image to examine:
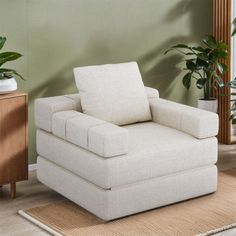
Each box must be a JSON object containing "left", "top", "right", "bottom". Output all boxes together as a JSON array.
[{"left": 35, "top": 62, "right": 218, "bottom": 220}]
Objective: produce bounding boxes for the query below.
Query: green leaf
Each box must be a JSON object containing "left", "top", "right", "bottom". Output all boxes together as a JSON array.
[
  {"left": 209, "top": 50, "right": 219, "bottom": 62},
  {"left": 196, "top": 78, "right": 207, "bottom": 89},
  {"left": 204, "top": 48, "right": 212, "bottom": 54},
  {"left": 182, "top": 72, "right": 192, "bottom": 89},
  {"left": 12, "top": 71, "right": 25, "bottom": 80},
  {"left": 202, "top": 35, "right": 217, "bottom": 49},
  {"left": 217, "top": 50, "right": 228, "bottom": 59},
  {"left": 196, "top": 57, "right": 208, "bottom": 69},
  {"left": 231, "top": 104, "right": 236, "bottom": 109},
  {"left": 230, "top": 113, "right": 236, "bottom": 120},
  {"left": 232, "top": 28, "right": 236, "bottom": 37},
  {"left": 0, "top": 52, "right": 22, "bottom": 66},
  {"left": 209, "top": 49, "right": 228, "bottom": 62},
  {"left": 221, "top": 63, "right": 228, "bottom": 73},
  {"left": 218, "top": 41, "right": 228, "bottom": 49},
  {"left": 164, "top": 44, "right": 191, "bottom": 55},
  {"left": 232, "top": 17, "right": 236, "bottom": 36},
  {"left": 229, "top": 78, "right": 236, "bottom": 88},
  {"left": 0, "top": 68, "right": 15, "bottom": 73},
  {"left": 192, "top": 46, "right": 205, "bottom": 52},
  {"left": 0, "top": 68, "right": 25, "bottom": 80},
  {"left": 216, "top": 62, "right": 223, "bottom": 74},
  {"left": 172, "top": 44, "right": 191, "bottom": 49},
  {"left": 196, "top": 53, "right": 209, "bottom": 62},
  {"left": 213, "top": 73, "right": 224, "bottom": 87},
  {"left": 164, "top": 48, "right": 173, "bottom": 55},
  {"left": 186, "top": 60, "right": 196, "bottom": 71},
  {"left": 0, "top": 37, "right": 6, "bottom": 50}
]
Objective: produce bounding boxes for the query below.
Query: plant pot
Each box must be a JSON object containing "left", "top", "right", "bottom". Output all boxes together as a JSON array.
[
  {"left": 0, "top": 78, "right": 17, "bottom": 94},
  {"left": 197, "top": 98, "right": 218, "bottom": 113}
]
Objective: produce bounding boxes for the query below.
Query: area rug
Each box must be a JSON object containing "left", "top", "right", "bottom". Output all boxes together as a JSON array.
[{"left": 19, "top": 169, "right": 236, "bottom": 236}]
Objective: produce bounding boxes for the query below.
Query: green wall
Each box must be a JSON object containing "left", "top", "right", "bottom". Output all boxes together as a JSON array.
[{"left": 0, "top": 0, "right": 213, "bottom": 164}]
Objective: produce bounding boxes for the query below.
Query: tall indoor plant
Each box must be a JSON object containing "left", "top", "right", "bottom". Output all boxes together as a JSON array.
[
  {"left": 0, "top": 36, "right": 24, "bottom": 94},
  {"left": 165, "top": 35, "right": 228, "bottom": 112},
  {"left": 229, "top": 18, "right": 236, "bottom": 121},
  {"left": 228, "top": 78, "right": 236, "bottom": 120}
]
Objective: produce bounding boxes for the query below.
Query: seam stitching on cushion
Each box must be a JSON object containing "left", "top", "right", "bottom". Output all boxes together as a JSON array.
[
  {"left": 179, "top": 109, "right": 186, "bottom": 131},
  {"left": 63, "top": 95, "right": 78, "bottom": 106},
  {"left": 110, "top": 164, "right": 216, "bottom": 190},
  {"left": 102, "top": 132, "right": 125, "bottom": 156},
  {"left": 87, "top": 122, "right": 107, "bottom": 150},
  {"left": 65, "top": 114, "right": 80, "bottom": 138},
  {"left": 103, "top": 130, "right": 107, "bottom": 157},
  {"left": 51, "top": 97, "right": 76, "bottom": 132},
  {"left": 63, "top": 96, "right": 78, "bottom": 110},
  {"left": 64, "top": 95, "right": 77, "bottom": 100},
  {"left": 180, "top": 108, "right": 198, "bottom": 137}
]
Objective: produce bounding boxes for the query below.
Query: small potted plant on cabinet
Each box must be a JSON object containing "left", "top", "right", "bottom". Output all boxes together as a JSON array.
[
  {"left": 0, "top": 36, "right": 24, "bottom": 94},
  {"left": 165, "top": 35, "right": 228, "bottom": 113}
]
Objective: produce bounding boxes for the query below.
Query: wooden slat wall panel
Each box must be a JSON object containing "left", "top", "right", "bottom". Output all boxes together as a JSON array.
[{"left": 213, "top": 0, "right": 232, "bottom": 144}]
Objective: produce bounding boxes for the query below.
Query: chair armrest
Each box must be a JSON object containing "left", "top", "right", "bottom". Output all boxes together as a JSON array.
[
  {"left": 145, "top": 86, "right": 159, "bottom": 100},
  {"left": 35, "top": 94, "right": 81, "bottom": 132},
  {"left": 150, "top": 98, "right": 219, "bottom": 139},
  {"left": 52, "top": 110, "right": 128, "bottom": 158}
]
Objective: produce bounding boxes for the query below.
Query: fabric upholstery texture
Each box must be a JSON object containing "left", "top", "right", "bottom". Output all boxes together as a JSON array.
[
  {"left": 35, "top": 80, "right": 218, "bottom": 220},
  {"left": 37, "top": 156, "right": 217, "bottom": 221},
  {"left": 52, "top": 110, "right": 128, "bottom": 157},
  {"left": 145, "top": 86, "right": 159, "bottom": 99},
  {"left": 35, "top": 94, "right": 82, "bottom": 132},
  {"left": 34, "top": 87, "right": 158, "bottom": 133},
  {"left": 150, "top": 98, "right": 219, "bottom": 139},
  {"left": 73, "top": 62, "right": 151, "bottom": 125},
  {"left": 37, "top": 121, "right": 217, "bottom": 189}
]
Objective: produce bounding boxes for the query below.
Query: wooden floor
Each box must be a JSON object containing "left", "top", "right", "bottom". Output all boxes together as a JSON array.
[{"left": 0, "top": 144, "right": 236, "bottom": 236}]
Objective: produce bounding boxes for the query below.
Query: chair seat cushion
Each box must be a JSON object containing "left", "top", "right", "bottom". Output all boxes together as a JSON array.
[
  {"left": 73, "top": 62, "right": 152, "bottom": 125},
  {"left": 37, "top": 122, "right": 217, "bottom": 189}
]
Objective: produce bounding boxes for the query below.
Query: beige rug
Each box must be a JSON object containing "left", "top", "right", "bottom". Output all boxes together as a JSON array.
[{"left": 19, "top": 170, "right": 236, "bottom": 236}]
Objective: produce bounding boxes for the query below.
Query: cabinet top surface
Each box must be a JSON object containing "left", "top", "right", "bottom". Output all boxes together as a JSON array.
[{"left": 0, "top": 92, "right": 27, "bottom": 100}]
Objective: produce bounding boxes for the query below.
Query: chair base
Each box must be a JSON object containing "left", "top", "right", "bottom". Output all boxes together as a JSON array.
[{"left": 37, "top": 156, "right": 217, "bottom": 221}]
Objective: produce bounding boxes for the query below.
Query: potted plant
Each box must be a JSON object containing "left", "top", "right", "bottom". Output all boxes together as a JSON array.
[
  {"left": 228, "top": 78, "right": 236, "bottom": 121},
  {"left": 0, "top": 36, "right": 24, "bottom": 94},
  {"left": 164, "top": 35, "right": 228, "bottom": 113},
  {"left": 229, "top": 18, "right": 236, "bottom": 122}
]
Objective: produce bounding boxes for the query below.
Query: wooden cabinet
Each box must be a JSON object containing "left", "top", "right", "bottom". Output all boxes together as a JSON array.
[{"left": 0, "top": 92, "right": 28, "bottom": 198}]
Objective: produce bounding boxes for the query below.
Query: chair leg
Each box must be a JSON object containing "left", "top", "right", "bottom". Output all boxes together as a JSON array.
[{"left": 10, "top": 182, "right": 16, "bottom": 198}]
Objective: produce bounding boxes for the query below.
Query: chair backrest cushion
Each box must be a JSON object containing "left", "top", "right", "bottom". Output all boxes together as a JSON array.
[{"left": 73, "top": 61, "right": 151, "bottom": 125}]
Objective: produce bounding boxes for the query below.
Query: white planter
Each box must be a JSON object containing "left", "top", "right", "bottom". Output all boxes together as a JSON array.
[
  {"left": 198, "top": 99, "right": 218, "bottom": 113},
  {"left": 232, "top": 124, "right": 236, "bottom": 135},
  {"left": 0, "top": 78, "right": 17, "bottom": 94}
]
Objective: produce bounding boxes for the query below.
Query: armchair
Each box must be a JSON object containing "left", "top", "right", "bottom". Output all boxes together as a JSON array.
[{"left": 35, "top": 62, "right": 218, "bottom": 220}]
